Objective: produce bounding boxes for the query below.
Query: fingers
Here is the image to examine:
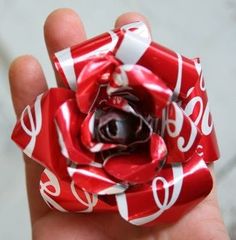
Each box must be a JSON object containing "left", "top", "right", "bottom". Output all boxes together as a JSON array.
[
  {"left": 9, "top": 56, "right": 48, "bottom": 118},
  {"left": 44, "top": 8, "right": 86, "bottom": 86},
  {"left": 115, "top": 12, "right": 151, "bottom": 30},
  {"left": 9, "top": 55, "right": 49, "bottom": 224}
]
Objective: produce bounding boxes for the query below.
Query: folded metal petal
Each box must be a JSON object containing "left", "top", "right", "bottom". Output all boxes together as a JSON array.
[
  {"left": 163, "top": 102, "right": 201, "bottom": 163},
  {"left": 76, "top": 55, "right": 120, "bottom": 114},
  {"left": 40, "top": 168, "right": 118, "bottom": 212},
  {"left": 107, "top": 64, "right": 173, "bottom": 117},
  {"left": 11, "top": 88, "right": 75, "bottom": 177},
  {"left": 115, "top": 154, "right": 213, "bottom": 226},
  {"left": 53, "top": 22, "right": 151, "bottom": 89},
  {"left": 54, "top": 99, "right": 94, "bottom": 165},
  {"left": 67, "top": 165, "right": 128, "bottom": 195},
  {"left": 103, "top": 133, "right": 167, "bottom": 184}
]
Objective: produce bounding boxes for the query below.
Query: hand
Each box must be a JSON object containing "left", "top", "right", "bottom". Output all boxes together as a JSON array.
[{"left": 9, "top": 9, "right": 229, "bottom": 240}]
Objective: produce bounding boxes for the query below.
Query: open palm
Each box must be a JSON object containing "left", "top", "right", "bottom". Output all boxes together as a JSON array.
[{"left": 9, "top": 9, "right": 229, "bottom": 240}]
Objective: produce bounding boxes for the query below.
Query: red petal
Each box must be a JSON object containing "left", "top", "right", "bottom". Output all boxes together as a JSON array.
[
  {"left": 150, "top": 134, "right": 167, "bottom": 164},
  {"left": 108, "top": 64, "right": 173, "bottom": 117},
  {"left": 40, "top": 168, "right": 117, "bottom": 212},
  {"left": 163, "top": 102, "right": 201, "bottom": 163},
  {"left": 104, "top": 134, "right": 167, "bottom": 184},
  {"left": 11, "top": 88, "right": 75, "bottom": 176},
  {"left": 115, "top": 154, "right": 213, "bottom": 226},
  {"left": 106, "top": 96, "right": 136, "bottom": 114},
  {"left": 68, "top": 165, "right": 128, "bottom": 195},
  {"left": 76, "top": 56, "right": 118, "bottom": 113},
  {"left": 55, "top": 99, "right": 95, "bottom": 165}
]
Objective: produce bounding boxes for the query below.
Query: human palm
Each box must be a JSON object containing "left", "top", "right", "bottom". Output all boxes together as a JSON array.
[
  {"left": 9, "top": 9, "right": 229, "bottom": 240},
  {"left": 32, "top": 187, "right": 226, "bottom": 240}
]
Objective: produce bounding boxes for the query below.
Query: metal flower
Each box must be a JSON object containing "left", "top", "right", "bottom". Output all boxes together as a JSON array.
[{"left": 12, "top": 22, "right": 219, "bottom": 226}]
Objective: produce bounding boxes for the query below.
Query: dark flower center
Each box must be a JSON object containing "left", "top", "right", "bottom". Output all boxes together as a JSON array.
[
  {"left": 95, "top": 109, "right": 138, "bottom": 144},
  {"left": 94, "top": 108, "right": 152, "bottom": 147}
]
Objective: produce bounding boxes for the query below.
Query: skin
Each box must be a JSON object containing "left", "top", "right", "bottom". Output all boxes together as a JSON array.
[{"left": 9, "top": 9, "right": 230, "bottom": 240}]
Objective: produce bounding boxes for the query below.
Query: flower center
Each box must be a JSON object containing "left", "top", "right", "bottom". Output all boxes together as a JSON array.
[
  {"left": 94, "top": 104, "right": 152, "bottom": 148},
  {"left": 95, "top": 109, "right": 140, "bottom": 145}
]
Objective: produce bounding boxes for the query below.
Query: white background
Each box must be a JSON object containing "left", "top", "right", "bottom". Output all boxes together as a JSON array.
[{"left": 0, "top": 0, "right": 236, "bottom": 239}]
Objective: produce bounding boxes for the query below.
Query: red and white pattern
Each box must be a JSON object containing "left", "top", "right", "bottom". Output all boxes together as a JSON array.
[{"left": 12, "top": 22, "right": 219, "bottom": 226}]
